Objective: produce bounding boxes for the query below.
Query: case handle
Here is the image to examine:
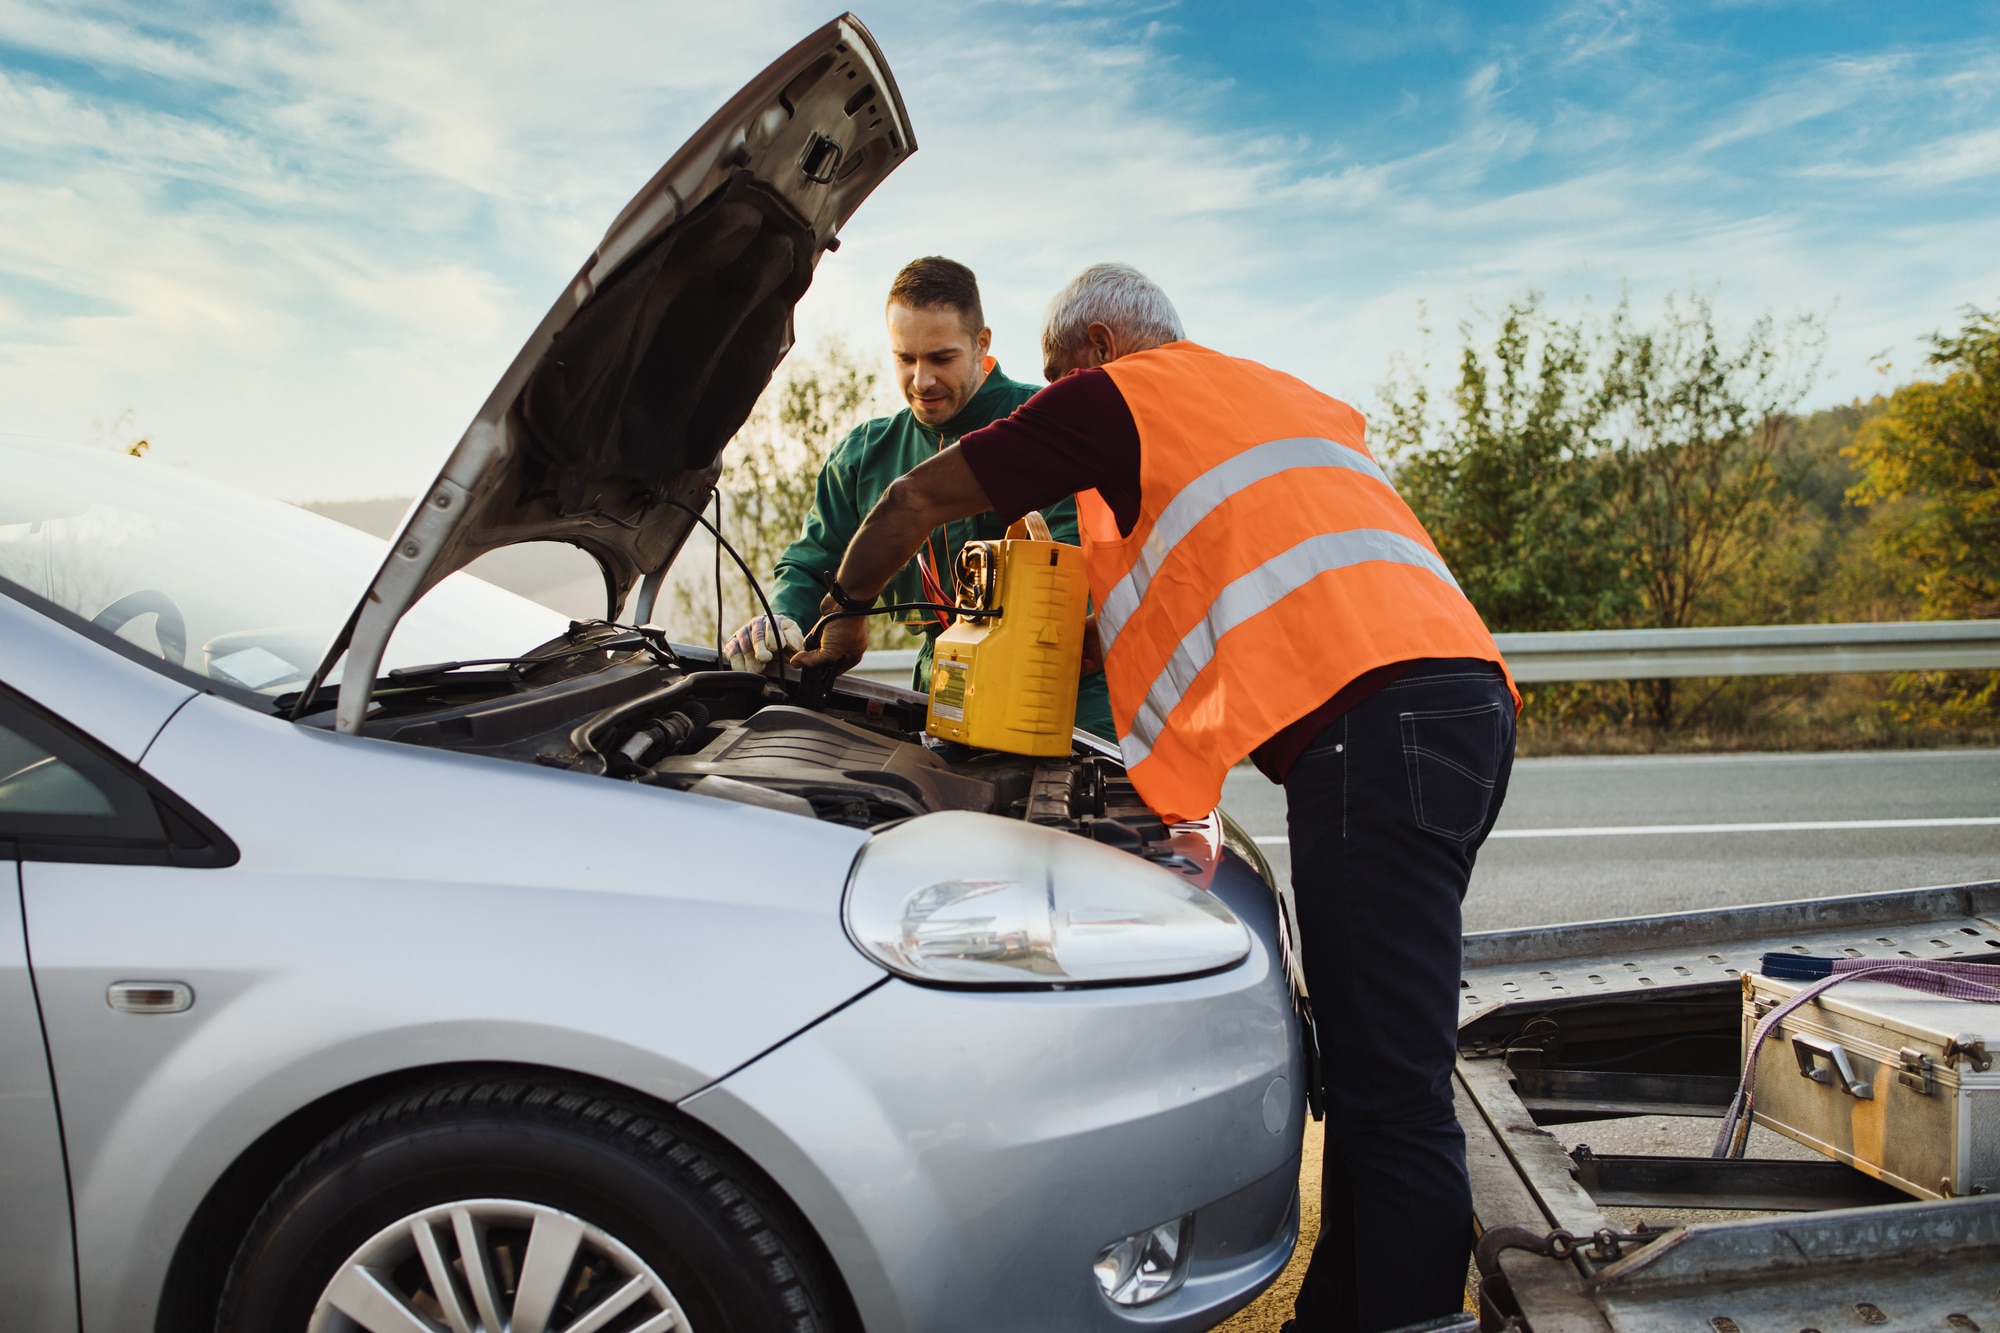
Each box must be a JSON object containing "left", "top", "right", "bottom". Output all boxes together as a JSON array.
[
  {"left": 1006, "top": 510, "right": 1053, "bottom": 542},
  {"left": 1792, "top": 1034, "right": 1873, "bottom": 1100}
]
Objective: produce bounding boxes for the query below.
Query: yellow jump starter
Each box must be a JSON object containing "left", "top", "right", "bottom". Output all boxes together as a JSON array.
[{"left": 926, "top": 512, "right": 1088, "bottom": 757}]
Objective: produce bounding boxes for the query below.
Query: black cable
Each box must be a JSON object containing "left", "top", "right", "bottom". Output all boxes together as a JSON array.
[
  {"left": 713, "top": 489, "right": 723, "bottom": 665},
  {"left": 663, "top": 498, "right": 781, "bottom": 669},
  {"left": 803, "top": 602, "right": 1000, "bottom": 650},
  {"left": 1548, "top": 1032, "right": 1737, "bottom": 1071}
]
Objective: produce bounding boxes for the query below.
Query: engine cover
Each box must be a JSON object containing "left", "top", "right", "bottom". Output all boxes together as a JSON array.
[{"left": 649, "top": 705, "right": 993, "bottom": 823}]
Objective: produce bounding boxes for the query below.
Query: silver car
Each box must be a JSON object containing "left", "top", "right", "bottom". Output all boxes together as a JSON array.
[{"left": 0, "top": 16, "right": 1304, "bottom": 1333}]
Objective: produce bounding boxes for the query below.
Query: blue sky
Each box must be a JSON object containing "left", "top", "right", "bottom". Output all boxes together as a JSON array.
[{"left": 0, "top": 0, "right": 1996, "bottom": 499}]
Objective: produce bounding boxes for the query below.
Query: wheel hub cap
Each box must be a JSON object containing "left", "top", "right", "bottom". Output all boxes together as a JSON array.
[{"left": 308, "top": 1197, "right": 690, "bottom": 1333}]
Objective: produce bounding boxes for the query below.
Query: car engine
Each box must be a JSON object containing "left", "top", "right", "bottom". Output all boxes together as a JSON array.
[{"left": 367, "top": 634, "right": 1174, "bottom": 844}]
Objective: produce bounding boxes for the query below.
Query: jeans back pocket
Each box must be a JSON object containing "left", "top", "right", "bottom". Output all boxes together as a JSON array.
[{"left": 1399, "top": 702, "right": 1505, "bottom": 842}]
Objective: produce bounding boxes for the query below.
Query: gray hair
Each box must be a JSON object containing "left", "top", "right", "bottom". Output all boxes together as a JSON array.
[{"left": 1041, "top": 262, "right": 1185, "bottom": 368}]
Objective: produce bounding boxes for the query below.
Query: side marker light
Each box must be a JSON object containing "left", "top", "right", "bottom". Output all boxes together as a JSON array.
[{"left": 107, "top": 981, "right": 193, "bottom": 1014}]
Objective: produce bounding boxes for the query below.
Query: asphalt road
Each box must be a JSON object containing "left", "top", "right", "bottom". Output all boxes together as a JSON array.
[{"left": 1218, "top": 747, "right": 2000, "bottom": 933}]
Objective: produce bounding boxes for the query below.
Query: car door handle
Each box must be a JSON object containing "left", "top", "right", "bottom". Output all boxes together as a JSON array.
[
  {"left": 107, "top": 981, "right": 194, "bottom": 1014},
  {"left": 1792, "top": 1033, "right": 1872, "bottom": 1099}
]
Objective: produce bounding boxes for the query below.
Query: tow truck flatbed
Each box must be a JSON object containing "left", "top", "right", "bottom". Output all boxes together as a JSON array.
[{"left": 1454, "top": 879, "right": 2000, "bottom": 1331}]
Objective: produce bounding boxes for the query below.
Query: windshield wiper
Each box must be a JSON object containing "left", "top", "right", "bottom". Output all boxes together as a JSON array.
[
  {"left": 277, "top": 628, "right": 673, "bottom": 718},
  {"left": 386, "top": 631, "right": 653, "bottom": 680}
]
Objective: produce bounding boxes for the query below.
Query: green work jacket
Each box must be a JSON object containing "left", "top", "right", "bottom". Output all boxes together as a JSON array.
[{"left": 770, "top": 363, "right": 1115, "bottom": 740}]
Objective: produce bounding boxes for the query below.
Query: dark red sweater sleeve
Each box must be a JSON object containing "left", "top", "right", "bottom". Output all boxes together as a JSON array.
[
  {"left": 957, "top": 368, "right": 1143, "bottom": 537},
  {"left": 963, "top": 364, "right": 1409, "bottom": 781}
]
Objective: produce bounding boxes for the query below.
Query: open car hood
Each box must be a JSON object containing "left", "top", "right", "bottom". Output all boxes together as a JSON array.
[{"left": 316, "top": 14, "right": 913, "bottom": 732}]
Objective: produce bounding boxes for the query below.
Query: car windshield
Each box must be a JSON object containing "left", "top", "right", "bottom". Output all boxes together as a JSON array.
[{"left": 0, "top": 435, "right": 569, "bottom": 703}]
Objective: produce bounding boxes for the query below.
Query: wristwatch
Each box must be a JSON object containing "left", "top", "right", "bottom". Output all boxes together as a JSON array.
[{"left": 823, "top": 576, "right": 871, "bottom": 614}]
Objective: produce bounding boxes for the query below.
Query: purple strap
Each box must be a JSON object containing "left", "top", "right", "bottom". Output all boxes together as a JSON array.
[{"left": 1713, "top": 959, "right": 2000, "bottom": 1158}]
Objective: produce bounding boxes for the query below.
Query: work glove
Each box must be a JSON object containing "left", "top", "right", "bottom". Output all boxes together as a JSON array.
[{"left": 725, "top": 614, "right": 805, "bottom": 673}]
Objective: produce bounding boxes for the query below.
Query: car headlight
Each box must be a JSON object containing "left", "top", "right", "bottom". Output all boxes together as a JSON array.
[
  {"left": 1217, "top": 807, "right": 1276, "bottom": 887},
  {"left": 843, "top": 811, "right": 1251, "bottom": 987}
]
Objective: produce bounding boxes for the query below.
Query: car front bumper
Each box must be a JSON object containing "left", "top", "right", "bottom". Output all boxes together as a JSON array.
[{"left": 681, "top": 852, "right": 1304, "bottom": 1333}]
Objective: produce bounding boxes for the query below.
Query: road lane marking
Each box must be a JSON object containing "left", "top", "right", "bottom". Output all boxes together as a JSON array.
[{"left": 1250, "top": 816, "right": 2000, "bottom": 846}]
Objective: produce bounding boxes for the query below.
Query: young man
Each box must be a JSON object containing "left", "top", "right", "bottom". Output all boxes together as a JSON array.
[
  {"left": 723, "top": 255, "right": 1114, "bottom": 740},
  {"left": 798, "top": 263, "right": 1519, "bottom": 1333}
]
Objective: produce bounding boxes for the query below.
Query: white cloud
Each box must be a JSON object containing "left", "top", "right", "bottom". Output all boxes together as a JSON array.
[
  {"left": 1549, "top": 0, "right": 1659, "bottom": 66},
  {"left": 0, "top": 0, "right": 1993, "bottom": 504},
  {"left": 1696, "top": 52, "right": 1908, "bottom": 152},
  {"left": 1800, "top": 125, "right": 2000, "bottom": 187},
  {"left": 0, "top": 0, "right": 840, "bottom": 495}
]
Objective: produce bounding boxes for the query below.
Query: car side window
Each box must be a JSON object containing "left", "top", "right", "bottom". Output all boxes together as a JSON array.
[
  {"left": 0, "top": 687, "right": 234, "bottom": 867},
  {"left": 0, "top": 723, "right": 117, "bottom": 817}
]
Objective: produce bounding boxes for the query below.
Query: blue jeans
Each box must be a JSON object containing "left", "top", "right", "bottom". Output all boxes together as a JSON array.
[{"left": 1285, "top": 659, "right": 1515, "bottom": 1332}]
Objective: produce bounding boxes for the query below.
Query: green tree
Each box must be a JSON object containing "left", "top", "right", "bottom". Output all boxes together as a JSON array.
[
  {"left": 1381, "top": 297, "right": 1632, "bottom": 632},
  {"left": 1848, "top": 306, "right": 2000, "bottom": 619},
  {"left": 672, "top": 336, "right": 899, "bottom": 646},
  {"left": 1383, "top": 291, "right": 1821, "bottom": 728},
  {"left": 1601, "top": 295, "right": 1821, "bottom": 635},
  {"left": 1598, "top": 295, "right": 1821, "bottom": 723},
  {"left": 1779, "top": 400, "right": 1913, "bottom": 626}
]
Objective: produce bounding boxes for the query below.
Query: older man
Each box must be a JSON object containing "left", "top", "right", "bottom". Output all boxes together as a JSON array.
[
  {"left": 798, "top": 263, "right": 1518, "bottom": 1332},
  {"left": 722, "top": 255, "right": 1113, "bottom": 740}
]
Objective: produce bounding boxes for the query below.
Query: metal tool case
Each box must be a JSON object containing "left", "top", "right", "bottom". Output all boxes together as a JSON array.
[
  {"left": 1743, "top": 972, "right": 2000, "bottom": 1200},
  {"left": 1452, "top": 881, "right": 2000, "bottom": 1330}
]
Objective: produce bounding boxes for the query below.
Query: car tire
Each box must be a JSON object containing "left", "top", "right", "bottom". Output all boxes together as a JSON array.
[{"left": 217, "top": 1078, "right": 838, "bottom": 1333}]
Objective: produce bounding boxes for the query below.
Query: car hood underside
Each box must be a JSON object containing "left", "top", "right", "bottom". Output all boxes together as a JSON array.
[{"left": 313, "top": 14, "right": 914, "bottom": 734}]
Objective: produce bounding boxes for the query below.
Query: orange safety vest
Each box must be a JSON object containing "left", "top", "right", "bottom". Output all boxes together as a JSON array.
[{"left": 1076, "top": 342, "right": 1519, "bottom": 821}]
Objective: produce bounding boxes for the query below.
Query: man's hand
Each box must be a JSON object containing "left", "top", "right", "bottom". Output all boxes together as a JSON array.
[
  {"left": 724, "top": 614, "right": 804, "bottom": 673},
  {"left": 789, "top": 446, "right": 994, "bottom": 679},
  {"left": 790, "top": 597, "right": 869, "bottom": 673},
  {"left": 1079, "top": 613, "right": 1105, "bottom": 676}
]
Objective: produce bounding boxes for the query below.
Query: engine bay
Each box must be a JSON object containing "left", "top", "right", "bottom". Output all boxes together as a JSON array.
[{"left": 356, "top": 628, "right": 1174, "bottom": 845}]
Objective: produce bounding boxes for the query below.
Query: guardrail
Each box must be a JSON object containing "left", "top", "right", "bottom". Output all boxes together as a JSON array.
[
  {"left": 850, "top": 651, "right": 926, "bottom": 685},
  {"left": 849, "top": 619, "right": 2000, "bottom": 686},
  {"left": 1495, "top": 619, "right": 2000, "bottom": 682}
]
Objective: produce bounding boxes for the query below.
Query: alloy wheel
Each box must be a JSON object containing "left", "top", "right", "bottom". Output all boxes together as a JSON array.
[{"left": 307, "top": 1197, "right": 690, "bottom": 1333}]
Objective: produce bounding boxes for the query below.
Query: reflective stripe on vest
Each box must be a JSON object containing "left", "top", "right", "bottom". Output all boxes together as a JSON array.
[
  {"left": 1085, "top": 342, "right": 1515, "bottom": 820},
  {"left": 1119, "top": 527, "right": 1462, "bottom": 766},
  {"left": 1097, "top": 435, "right": 1399, "bottom": 652}
]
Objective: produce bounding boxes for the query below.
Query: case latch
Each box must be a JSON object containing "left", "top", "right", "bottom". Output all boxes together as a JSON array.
[
  {"left": 1898, "top": 1046, "right": 1937, "bottom": 1096},
  {"left": 1945, "top": 1035, "right": 1994, "bottom": 1073}
]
